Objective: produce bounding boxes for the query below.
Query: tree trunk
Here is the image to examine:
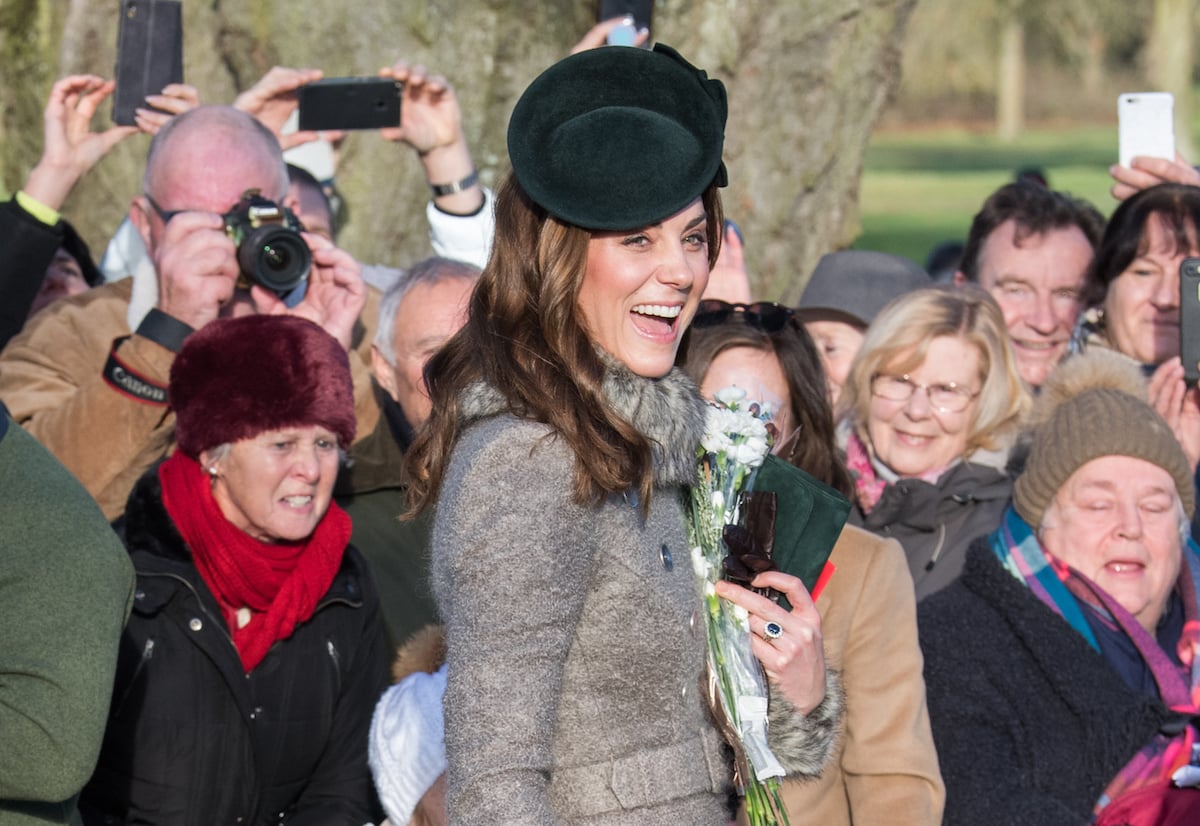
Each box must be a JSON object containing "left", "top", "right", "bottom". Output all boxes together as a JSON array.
[
  {"left": 996, "top": 17, "right": 1024, "bottom": 141},
  {"left": 1147, "top": 0, "right": 1194, "bottom": 161},
  {"left": 1083, "top": 31, "right": 1105, "bottom": 98},
  {"left": 1, "top": 0, "right": 916, "bottom": 302}
]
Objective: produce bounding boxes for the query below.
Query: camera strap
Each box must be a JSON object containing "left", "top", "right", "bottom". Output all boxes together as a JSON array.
[
  {"left": 135, "top": 308, "right": 194, "bottom": 354},
  {"left": 103, "top": 337, "right": 168, "bottom": 406}
]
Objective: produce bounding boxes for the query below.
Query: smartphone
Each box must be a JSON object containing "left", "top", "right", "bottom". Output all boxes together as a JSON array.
[
  {"left": 298, "top": 78, "right": 401, "bottom": 132},
  {"left": 1118, "top": 92, "right": 1175, "bottom": 168},
  {"left": 113, "top": 0, "right": 184, "bottom": 126},
  {"left": 599, "top": 0, "right": 653, "bottom": 45},
  {"left": 1181, "top": 257, "right": 1200, "bottom": 385}
]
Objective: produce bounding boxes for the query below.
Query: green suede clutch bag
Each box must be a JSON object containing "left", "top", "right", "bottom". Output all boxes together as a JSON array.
[{"left": 751, "top": 454, "right": 850, "bottom": 609}]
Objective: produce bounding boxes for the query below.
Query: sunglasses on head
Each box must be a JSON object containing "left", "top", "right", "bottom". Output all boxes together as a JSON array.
[{"left": 692, "top": 300, "right": 795, "bottom": 333}]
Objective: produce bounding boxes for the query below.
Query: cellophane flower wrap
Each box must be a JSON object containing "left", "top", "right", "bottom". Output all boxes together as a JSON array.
[{"left": 687, "top": 387, "right": 790, "bottom": 826}]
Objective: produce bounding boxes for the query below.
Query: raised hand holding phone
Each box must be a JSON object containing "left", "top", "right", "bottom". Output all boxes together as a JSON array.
[
  {"left": 113, "top": 0, "right": 183, "bottom": 126},
  {"left": 298, "top": 77, "right": 401, "bottom": 132},
  {"left": 1118, "top": 92, "right": 1175, "bottom": 169}
]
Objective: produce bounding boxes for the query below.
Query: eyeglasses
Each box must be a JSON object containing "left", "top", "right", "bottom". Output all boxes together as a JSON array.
[
  {"left": 870, "top": 374, "right": 979, "bottom": 413},
  {"left": 692, "top": 300, "right": 794, "bottom": 332},
  {"left": 142, "top": 193, "right": 187, "bottom": 224}
]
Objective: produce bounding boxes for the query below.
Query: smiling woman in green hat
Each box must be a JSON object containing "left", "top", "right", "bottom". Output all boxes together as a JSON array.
[{"left": 404, "top": 43, "right": 838, "bottom": 825}]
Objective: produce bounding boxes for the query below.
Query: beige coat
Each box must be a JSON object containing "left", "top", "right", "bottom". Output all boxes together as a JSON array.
[
  {"left": 779, "top": 525, "right": 944, "bottom": 825},
  {"left": 0, "top": 277, "right": 380, "bottom": 520}
]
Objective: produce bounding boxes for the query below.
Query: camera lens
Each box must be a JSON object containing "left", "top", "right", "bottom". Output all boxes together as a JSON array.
[{"left": 237, "top": 226, "right": 312, "bottom": 295}]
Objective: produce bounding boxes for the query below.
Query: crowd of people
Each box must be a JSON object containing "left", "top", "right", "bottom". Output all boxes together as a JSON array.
[{"left": 7, "top": 14, "right": 1200, "bottom": 826}]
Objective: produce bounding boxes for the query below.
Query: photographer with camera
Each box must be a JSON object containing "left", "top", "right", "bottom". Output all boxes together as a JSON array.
[{"left": 0, "top": 105, "right": 374, "bottom": 521}]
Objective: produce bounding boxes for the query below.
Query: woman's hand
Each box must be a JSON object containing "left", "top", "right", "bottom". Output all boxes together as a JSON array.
[
  {"left": 253, "top": 232, "right": 365, "bottom": 351},
  {"left": 1148, "top": 356, "right": 1200, "bottom": 472},
  {"left": 570, "top": 17, "right": 650, "bottom": 54},
  {"left": 233, "top": 66, "right": 336, "bottom": 150},
  {"left": 715, "top": 570, "right": 826, "bottom": 715},
  {"left": 701, "top": 221, "right": 752, "bottom": 303},
  {"left": 24, "top": 75, "right": 138, "bottom": 210},
  {"left": 134, "top": 82, "right": 201, "bottom": 135},
  {"left": 1110, "top": 153, "right": 1200, "bottom": 201}
]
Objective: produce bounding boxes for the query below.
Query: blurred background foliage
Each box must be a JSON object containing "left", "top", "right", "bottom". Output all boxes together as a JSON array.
[
  {"left": 859, "top": 0, "right": 1198, "bottom": 273},
  {"left": 0, "top": 0, "right": 1196, "bottom": 298}
]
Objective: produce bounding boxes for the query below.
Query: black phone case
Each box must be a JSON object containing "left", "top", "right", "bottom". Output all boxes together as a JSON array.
[
  {"left": 598, "top": 0, "right": 653, "bottom": 30},
  {"left": 297, "top": 78, "right": 401, "bottom": 132},
  {"left": 1181, "top": 257, "right": 1200, "bottom": 385},
  {"left": 113, "top": 0, "right": 183, "bottom": 126}
]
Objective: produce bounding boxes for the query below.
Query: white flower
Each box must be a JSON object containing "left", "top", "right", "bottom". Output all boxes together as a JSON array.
[
  {"left": 701, "top": 428, "right": 733, "bottom": 455},
  {"left": 728, "top": 436, "right": 769, "bottom": 468},
  {"left": 731, "top": 604, "right": 749, "bottom": 622},
  {"left": 714, "top": 385, "right": 747, "bottom": 406},
  {"left": 705, "top": 581, "right": 717, "bottom": 597},
  {"left": 710, "top": 490, "right": 725, "bottom": 511}
]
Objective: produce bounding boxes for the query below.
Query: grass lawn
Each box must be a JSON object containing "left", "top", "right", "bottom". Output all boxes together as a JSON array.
[{"left": 854, "top": 124, "right": 1123, "bottom": 267}]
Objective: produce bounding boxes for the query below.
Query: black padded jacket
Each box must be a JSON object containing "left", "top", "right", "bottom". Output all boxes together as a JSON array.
[{"left": 79, "top": 467, "right": 389, "bottom": 825}]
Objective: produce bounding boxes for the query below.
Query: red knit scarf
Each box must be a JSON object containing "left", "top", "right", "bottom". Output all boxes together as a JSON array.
[{"left": 158, "top": 452, "right": 351, "bottom": 673}]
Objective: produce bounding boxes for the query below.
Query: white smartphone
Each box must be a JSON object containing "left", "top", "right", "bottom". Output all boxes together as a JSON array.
[{"left": 1118, "top": 92, "right": 1175, "bottom": 168}]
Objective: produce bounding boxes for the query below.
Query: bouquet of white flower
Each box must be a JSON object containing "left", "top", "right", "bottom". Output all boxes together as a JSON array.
[{"left": 687, "top": 387, "right": 790, "bottom": 826}]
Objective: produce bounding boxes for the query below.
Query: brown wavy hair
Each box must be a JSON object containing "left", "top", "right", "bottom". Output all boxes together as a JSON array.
[{"left": 405, "top": 173, "right": 723, "bottom": 515}]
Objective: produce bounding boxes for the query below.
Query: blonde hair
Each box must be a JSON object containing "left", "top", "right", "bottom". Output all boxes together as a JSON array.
[{"left": 839, "top": 285, "right": 1030, "bottom": 455}]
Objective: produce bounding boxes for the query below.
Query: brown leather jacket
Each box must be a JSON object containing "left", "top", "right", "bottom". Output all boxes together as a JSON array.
[{"left": 0, "top": 277, "right": 380, "bottom": 520}]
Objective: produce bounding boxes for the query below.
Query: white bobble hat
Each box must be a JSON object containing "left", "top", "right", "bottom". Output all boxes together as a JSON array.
[{"left": 368, "top": 664, "right": 448, "bottom": 825}]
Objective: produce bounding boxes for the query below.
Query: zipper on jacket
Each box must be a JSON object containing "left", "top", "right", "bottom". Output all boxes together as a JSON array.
[
  {"left": 113, "top": 637, "right": 155, "bottom": 716},
  {"left": 924, "top": 524, "right": 948, "bottom": 572},
  {"left": 326, "top": 639, "right": 342, "bottom": 694}
]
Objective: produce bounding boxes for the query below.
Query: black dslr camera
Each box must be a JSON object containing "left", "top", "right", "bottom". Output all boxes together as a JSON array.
[{"left": 222, "top": 190, "right": 311, "bottom": 298}]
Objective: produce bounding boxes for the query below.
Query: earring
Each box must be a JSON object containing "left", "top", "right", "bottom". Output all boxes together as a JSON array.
[{"left": 206, "top": 466, "right": 219, "bottom": 478}]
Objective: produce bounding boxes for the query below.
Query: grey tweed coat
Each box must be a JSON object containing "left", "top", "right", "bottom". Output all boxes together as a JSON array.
[{"left": 431, "top": 366, "right": 841, "bottom": 826}]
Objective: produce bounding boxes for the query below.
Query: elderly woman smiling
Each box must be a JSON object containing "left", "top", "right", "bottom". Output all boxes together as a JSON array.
[
  {"left": 838, "top": 286, "right": 1029, "bottom": 598},
  {"left": 80, "top": 315, "right": 389, "bottom": 824},
  {"left": 919, "top": 349, "right": 1200, "bottom": 825}
]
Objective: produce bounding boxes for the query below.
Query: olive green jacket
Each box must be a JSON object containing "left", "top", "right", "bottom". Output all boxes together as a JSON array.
[{"left": 0, "top": 405, "right": 135, "bottom": 825}]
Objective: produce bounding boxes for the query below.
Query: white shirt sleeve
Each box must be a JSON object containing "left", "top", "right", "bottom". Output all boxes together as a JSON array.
[{"left": 426, "top": 187, "right": 494, "bottom": 270}]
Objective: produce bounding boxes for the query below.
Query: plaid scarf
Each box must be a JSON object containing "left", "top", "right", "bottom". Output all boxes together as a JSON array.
[{"left": 990, "top": 506, "right": 1200, "bottom": 819}]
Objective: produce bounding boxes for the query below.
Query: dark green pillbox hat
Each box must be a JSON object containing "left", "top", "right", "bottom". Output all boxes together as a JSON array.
[{"left": 507, "top": 43, "right": 728, "bottom": 231}]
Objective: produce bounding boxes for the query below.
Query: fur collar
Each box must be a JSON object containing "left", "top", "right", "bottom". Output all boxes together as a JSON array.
[{"left": 458, "top": 363, "right": 706, "bottom": 487}]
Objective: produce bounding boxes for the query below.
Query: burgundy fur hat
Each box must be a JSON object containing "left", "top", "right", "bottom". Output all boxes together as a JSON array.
[{"left": 170, "top": 315, "right": 356, "bottom": 457}]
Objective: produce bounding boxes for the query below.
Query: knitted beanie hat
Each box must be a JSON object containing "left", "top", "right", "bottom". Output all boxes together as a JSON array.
[
  {"left": 368, "top": 664, "right": 448, "bottom": 825},
  {"left": 1013, "top": 348, "right": 1194, "bottom": 526},
  {"left": 169, "top": 314, "right": 355, "bottom": 457}
]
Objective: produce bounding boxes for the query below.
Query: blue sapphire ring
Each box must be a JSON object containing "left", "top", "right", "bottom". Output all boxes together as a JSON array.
[{"left": 763, "top": 621, "right": 783, "bottom": 641}]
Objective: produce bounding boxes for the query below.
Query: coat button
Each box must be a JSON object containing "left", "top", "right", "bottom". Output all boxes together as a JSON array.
[
  {"left": 134, "top": 589, "right": 145, "bottom": 601},
  {"left": 660, "top": 543, "right": 673, "bottom": 571},
  {"left": 188, "top": 617, "right": 202, "bottom": 631}
]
